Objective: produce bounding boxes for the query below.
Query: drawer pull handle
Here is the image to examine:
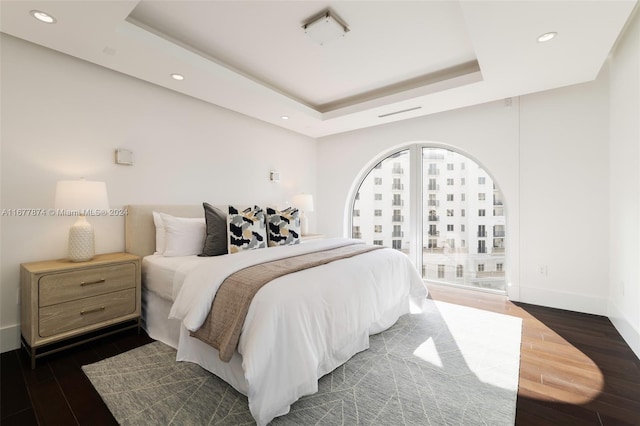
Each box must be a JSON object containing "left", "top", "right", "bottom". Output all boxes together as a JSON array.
[
  {"left": 80, "top": 306, "right": 105, "bottom": 315},
  {"left": 80, "top": 279, "right": 106, "bottom": 287}
]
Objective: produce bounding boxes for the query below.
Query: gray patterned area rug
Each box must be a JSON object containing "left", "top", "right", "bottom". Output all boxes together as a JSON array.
[{"left": 83, "top": 300, "right": 522, "bottom": 425}]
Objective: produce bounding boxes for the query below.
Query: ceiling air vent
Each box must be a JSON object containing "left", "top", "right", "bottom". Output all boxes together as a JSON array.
[{"left": 378, "top": 106, "right": 422, "bottom": 118}]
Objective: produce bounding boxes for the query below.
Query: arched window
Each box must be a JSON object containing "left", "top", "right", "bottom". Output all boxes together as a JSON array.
[
  {"left": 350, "top": 145, "right": 506, "bottom": 292},
  {"left": 352, "top": 149, "right": 410, "bottom": 252}
]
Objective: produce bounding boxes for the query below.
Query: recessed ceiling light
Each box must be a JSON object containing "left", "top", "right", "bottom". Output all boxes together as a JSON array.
[
  {"left": 30, "top": 10, "right": 56, "bottom": 24},
  {"left": 170, "top": 73, "right": 184, "bottom": 81},
  {"left": 537, "top": 32, "right": 557, "bottom": 43},
  {"left": 281, "top": 116, "right": 289, "bottom": 120}
]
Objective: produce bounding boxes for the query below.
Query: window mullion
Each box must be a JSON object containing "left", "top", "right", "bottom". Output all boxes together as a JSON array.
[{"left": 409, "top": 144, "right": 422, "bottom": 271}]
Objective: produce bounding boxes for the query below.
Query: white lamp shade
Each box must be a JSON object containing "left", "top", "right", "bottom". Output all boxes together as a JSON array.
[
  {"left": 55, "top": 180, "right": 109, "bottom": 212},
  {"left": 292, "top": 193, "right": 314, "bottom": 212}
]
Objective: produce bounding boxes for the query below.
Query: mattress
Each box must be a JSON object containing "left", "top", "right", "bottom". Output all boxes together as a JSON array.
[{"left": 142, "top": 254, "right": 210, "bottom": 301}]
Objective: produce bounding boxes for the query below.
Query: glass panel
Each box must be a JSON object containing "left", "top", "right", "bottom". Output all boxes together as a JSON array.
[
  {"left": 421, "top": 148, "right": 506, "bottom": 291},
  {"left": 352, "top": 150, "right": 410, "bottom": 254}
]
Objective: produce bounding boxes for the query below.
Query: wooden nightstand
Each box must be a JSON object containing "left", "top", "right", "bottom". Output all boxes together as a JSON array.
[{"left": 20, "top": 252, "right": 141, "bottom": 368}]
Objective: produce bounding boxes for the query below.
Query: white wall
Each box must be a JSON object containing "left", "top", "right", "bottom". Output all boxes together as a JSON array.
[
  {"left": 519, "top": 74, "right": 610, "bottom": 314},
  {"left": 609, "top": 8, "right": 640, "bottom": 359},
  {"left": 317, "top": 72, "right": 611, "bottom": 317},
  {"left": 0, "top": 35, "right": 317, "bottom": 352}
]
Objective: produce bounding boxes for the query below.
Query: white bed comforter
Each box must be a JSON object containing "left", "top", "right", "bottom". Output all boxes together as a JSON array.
[{"left": 169, "top": 238, "right": 427, "bottom": 425}]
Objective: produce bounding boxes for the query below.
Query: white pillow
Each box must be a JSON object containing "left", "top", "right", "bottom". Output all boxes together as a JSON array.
[
  {"left": 152, "top": 211, "right": 166, "bottom": 254},
  {"left": 153, "top": 212, "right": 205, "bottom": 256}
]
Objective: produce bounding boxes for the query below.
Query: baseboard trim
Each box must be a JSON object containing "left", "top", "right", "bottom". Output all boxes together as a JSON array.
[
  {"left": 518, "top": 286, "right": 607, "bottom": 316},
  {"left": 608, "top": 301, "right": 640, "bottom": 360},
  {"left": 0, "top": 324, "right": 21, "bottom": 353}
]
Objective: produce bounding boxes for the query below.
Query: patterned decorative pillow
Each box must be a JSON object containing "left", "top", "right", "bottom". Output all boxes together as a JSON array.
[
  {"left": 266, "top": 207, "right": 300, "bottom": 247},
  {"left": 228, "top": 205, "right": 267, "bottom": 253}
]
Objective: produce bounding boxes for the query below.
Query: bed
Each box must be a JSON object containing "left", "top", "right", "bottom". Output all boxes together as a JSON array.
[{"left": 125, "top": 204, "right": 427, "bottom": 426}]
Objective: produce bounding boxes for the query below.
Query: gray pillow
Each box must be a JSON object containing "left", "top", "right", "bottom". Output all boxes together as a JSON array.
[{"left": 199, "top": 202, "right": 228, "bottom": 256}]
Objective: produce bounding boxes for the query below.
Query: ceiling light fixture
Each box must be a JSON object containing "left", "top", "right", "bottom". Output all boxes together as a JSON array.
[
  {"left": 303, "top": 10, "right": 349, "bottom": 45},
  {"left": 30, "top": 10, "right": 56, "bottom": 24},
  {"left": 537, "top": 32, "right": 557, "bottom": 43},
  {"left": 170, "top": 73, "right": 184, "bottom": 81},
  {"left": 281, "top": 116, "right": 289, "bottom": 120}
]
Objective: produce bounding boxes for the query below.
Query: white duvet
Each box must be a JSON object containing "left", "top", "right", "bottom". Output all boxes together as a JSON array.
[{"left": 169, "top": 238, "right": 427, "bottom": 426}]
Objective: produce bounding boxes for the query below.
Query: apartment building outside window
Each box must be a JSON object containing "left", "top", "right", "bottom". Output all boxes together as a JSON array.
[{"left": 351, "top": 146, "right": 506, "bottom": 292}]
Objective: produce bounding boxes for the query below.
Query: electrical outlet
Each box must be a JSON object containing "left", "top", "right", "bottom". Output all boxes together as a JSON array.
[{"left": 538, "top": 265, "right": 548, "bottom": 276}]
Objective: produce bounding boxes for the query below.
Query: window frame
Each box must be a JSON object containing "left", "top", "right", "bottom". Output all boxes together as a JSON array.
[{"left": 346, "top": 143, "right": 508, "bottom": 295}]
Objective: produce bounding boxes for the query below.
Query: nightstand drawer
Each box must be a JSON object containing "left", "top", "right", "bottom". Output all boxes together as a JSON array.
[
  {"left": 39, "top": 288, "right": 136, "bottom": 337},
  {"left": 39, "top": 263, "right": 136, "bottom": 307}
]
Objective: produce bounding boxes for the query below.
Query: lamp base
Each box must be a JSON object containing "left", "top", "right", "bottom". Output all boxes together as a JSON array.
[
  {"left": 68, "top": 216, "right": 95, "bottom": 262},
  {"left": 300, "top": 212, "right": 309, "bottom": 236}
]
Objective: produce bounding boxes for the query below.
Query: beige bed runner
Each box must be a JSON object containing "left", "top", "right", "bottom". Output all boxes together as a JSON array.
[{"left": 192, "top": 242, "right": 382, "bottom": 362}]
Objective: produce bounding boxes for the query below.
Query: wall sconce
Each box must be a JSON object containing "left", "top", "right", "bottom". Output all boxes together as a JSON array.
[{"left": 115, "top": 149, "right": 134, "bottom": 165}]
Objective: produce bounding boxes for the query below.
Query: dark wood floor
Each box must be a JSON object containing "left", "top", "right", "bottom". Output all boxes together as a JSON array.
[{"left": 2, "top": 284, "right": 639, "bottom": 425}]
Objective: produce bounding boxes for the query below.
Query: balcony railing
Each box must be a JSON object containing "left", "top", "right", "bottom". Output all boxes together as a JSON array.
[
  {"left": 428, "top": 184, "right": 439, "bottom": 191},
  {"left": 476, "top": 270, "right": 505, "bottom": 278},
  {"left": 392, "top": 231, "right": 404, "bottom": 237},
  {"left": 428, "top": 169, "right": 440, "bottom": 176},
  {"left": 477, "top": 247, "right": 487, "bottom": 253},
  {"left": 492, "top": 247, "right": 505, "bottom": 254},
  {"left": 428, "top": 215, "right": 439, "bottom": 222},
  {"left": 494, "top": 231, "right": 505, "bottom": 237},
  {"left": 448, "top": 247, "right": 469, "bottom": 254},
  {"left": 427, "top": 200, "right": 439, "bottom": 207},
  {"left": 392, "top": 215, "right": 404, "bottom": 222},
  {"left": 392, "top": 167, "right": 404, "bottom": 175},
  {"left": 478, "top": 231, "right": 487, "bottom": 237},
  {"left": 352, "top": 232, "right": 362, "bottom": 239},
  {"left": 392, "top": 184, "right": 404, "bottom": 190},
  {"left": 423, "top": 247, "right": 444, "bottom": 253},
  {"left": 392, "top": 200, "right": 404, "bottom": 206},
  {"left": 493, "top": 199, "right": 504, "bottom": 205}
]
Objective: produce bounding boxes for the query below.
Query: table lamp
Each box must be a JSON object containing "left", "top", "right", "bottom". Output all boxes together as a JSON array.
[
  {"left": 55, "top": 179, "right": 109, "bottom": 262},
  {"left": 292, "top": 193, "right": 314, "bottom": 236}
]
